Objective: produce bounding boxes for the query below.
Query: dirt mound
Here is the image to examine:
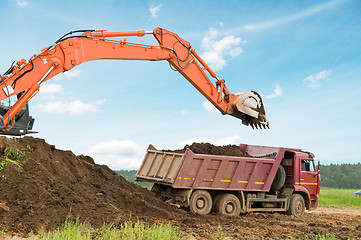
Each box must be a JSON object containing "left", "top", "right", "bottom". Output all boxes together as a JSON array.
[
  {"left": 169, "top": 142, "right": 250, "bottom": 157},
  {"left": 0, "top": 136, "right": 183, "bottom": 233}
]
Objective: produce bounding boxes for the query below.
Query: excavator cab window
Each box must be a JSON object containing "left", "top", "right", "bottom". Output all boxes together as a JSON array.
[{"left": 0, "top": 99, "right": 36, "bottom": 136}]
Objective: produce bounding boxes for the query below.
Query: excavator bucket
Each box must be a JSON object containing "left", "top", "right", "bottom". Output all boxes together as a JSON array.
[{"left": 228, "top": 91, "right": 269, "bottom": 129}]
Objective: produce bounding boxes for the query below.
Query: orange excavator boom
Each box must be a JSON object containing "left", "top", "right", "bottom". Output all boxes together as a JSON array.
[{"left": 0, "top": 27, "right": 269, "bottom": 136}]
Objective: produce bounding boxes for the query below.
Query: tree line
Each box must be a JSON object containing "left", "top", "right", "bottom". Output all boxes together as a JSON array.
[
  {"left": 116, "top": 163, "right": 361, "bottom": 190},
  {"left": 320, "top": 163, "right": 361, "bottom": 189},
  {"left": 115, "top": 170, "right": 153, "bottom": 189}
]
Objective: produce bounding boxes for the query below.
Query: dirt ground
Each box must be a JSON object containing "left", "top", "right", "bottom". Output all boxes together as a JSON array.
[
  {"left": 0, "top": 137, "right": 359, "bottom": 239},
  {"left": 5, "top": 207, "right": 361, "bottom": 239},
  {"left": 176, "top": 206, "right": 361, "bottom": 239}
]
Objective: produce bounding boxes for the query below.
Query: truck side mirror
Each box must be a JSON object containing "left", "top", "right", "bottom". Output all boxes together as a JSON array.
[{"left": 317, "top": 161, "right": 320, "bottom": 172}]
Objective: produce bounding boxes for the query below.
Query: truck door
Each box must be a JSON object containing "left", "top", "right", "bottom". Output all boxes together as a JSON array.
[{"left": 299, "top": 159, "right": 318, "bottom": 195}]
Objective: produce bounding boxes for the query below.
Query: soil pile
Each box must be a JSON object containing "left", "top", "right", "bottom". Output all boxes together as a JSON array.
[
  {"left": 170, "top": 142, "right": 250, "bottom": 157},
  {"left": 0, "top": 136, "right": 182, "bottom": 233}
]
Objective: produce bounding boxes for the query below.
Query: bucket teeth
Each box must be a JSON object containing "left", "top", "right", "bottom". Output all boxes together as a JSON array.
[{"left": 249, "top": 121, "right": 269, "bottom": 130}]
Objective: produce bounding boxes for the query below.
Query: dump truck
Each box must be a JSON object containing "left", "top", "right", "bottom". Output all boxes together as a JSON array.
[{"left": 135, "top": 144, "right": 321, "bottom": 217}]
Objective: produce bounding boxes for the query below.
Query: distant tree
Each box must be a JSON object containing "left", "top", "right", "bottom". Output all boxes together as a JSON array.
[
  {"left": 115, "top": 170, "right": 153, "bottom": 189},
  {"left": 320, "top": 163, "right": 361, "bottom": 189}
]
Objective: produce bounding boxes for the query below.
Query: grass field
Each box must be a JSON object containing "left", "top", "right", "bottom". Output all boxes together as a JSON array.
[
  {"left": 318, "top": 188, "right": 361, "bottom": 208},
  {"left": 22, "top": 220, "right": 186, "bottom": 240}
]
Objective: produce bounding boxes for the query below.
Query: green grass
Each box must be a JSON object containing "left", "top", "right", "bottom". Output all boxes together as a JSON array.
[
  {"left": 214, "top": 225, "right": 224, "bottom": 240},
  {"left": 0, "top": 147, "right": 29, "bottom": 171},
  {"left": 39, "top": 219, "right": 185, "bottom": 240},
  {"left": 318, "top": 188, "right": 361, "bottom": 208}
]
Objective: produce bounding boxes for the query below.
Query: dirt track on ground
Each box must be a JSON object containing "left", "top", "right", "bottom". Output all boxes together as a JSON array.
[
  {"left": 178, "top": 206, "right": 361, "bottom": 239},
  {"left": 0, "top": 137, "right": 359, "bottom": 239}
]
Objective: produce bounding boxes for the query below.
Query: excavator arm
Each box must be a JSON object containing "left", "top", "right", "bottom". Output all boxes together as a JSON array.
[{"left": 0, "top": 27, "right": 268, "bottom": 136}]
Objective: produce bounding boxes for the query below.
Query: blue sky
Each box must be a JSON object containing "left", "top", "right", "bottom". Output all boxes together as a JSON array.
[{"left": 0, "top": 0, "right": 360, "bottom": 169}]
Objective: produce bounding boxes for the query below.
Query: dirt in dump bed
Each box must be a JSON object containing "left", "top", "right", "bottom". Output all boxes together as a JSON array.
[
  {"left": 0, "top": 137, "right": 360, "bottom": 240},
  {"left": 169, "top": 142, "right": 250, "bottom": 157}
]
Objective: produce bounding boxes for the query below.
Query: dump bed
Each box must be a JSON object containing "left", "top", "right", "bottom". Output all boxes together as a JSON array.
[{"left": 136, "top": 144, "right": 294, "bottom": 191}]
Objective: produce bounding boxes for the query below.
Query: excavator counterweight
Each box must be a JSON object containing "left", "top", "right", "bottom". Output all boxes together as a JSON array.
[{"left": 0, "top": 27, "right": 269, "bottom": 136}]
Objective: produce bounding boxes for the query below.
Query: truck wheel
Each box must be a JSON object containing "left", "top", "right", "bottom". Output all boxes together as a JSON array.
[
  {"left": 189, "top": 190, "right": 212, "bottom": 215},
  {"left": 212, "top": 194, "right": 223, "bottom": 212},
  {"left": 287, "top": 194, "right": 305, "bottom": 217},
  {"left": 216, "top": 194, "right": 241, "bottom": 216},
  {"left": 271, "top": 165, "right": 286, "bottom": 191}
]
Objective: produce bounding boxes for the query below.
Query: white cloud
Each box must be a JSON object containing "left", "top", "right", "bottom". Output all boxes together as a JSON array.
[
  {"left": 243, "top": 25, "right": 255, "bottom": 30},
  {"left": 229, "top": 47, "right": 243, "bottom": 58},
  {"left": 242, "top": 0, "right": 346, "bottom": 31},
  {"left": 149, "top": 4, "right": 162, "bottom": 18},
  {"left": 174, "top": 109, "right": 193, "bottom": 116},
  {"left": 201, "top": 27, "right": 244, "bottom": 70},
  {"left": 263, "top": 84, "right": 282, "bottom": 99},
  {"left": 179, "top": 135, "right": 242, "bottom": 147},
  {"left": 179, "top": 137, "right": 210, "bottom": 147},
  {"left": 40, "top": 83, "right": 63, "bottom": 95},
  {"left": 17, "top": 1, "right": 28, "bottom": 7},
  {"left": 216, "top": 21, "right": 224, "bottom": 27},
  {"left": 36, "top": 99, "right": 106, "bottom": 115},
  {"left": 202, "top": 101, "right": 218, "bottom": 112},
  {"left": 303, "top": 70, "right": 331, "bottom": 88},
  {"left": 88, "top": 140, "right": 144, "bottom": 170},
  {"left": 213, "top": 136, "right": 242, "bottom": 145},
  {"left": 53, "top": 69, "right": 81, "bottom": 80}
]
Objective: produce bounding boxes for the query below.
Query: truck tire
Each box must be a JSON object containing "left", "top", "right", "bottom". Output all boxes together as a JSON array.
[
  {"left": 271, "top": 165, "right": 286, "bottom": 191},
  {"left": 189, "top": 190, "right": 212, "bottom": 215},
  {"left": 212, "top": 194, "right": 223, "bottom": 212},
  {"left": 286, "top": 193, "right": 305, "bottom": 217},
  {"left": 215, "top": 194, "right": 241, "bottom": 216}
]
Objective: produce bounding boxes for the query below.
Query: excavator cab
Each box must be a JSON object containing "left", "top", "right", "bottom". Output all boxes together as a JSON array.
[{"left": 0, "top": 101, "right": 36, "bottom": 136}]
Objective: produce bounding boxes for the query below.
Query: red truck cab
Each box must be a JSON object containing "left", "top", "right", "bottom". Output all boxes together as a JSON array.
[{"left": 292, "top": 152, "right": 321, "bottom": 209}]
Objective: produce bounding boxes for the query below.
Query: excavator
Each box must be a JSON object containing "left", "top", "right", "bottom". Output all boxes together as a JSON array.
[{"left": 0, "top": 27, "right": 269, "bottom": 136}]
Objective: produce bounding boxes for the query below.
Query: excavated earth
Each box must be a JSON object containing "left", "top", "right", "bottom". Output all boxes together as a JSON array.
[
  {"left": 0, "top": 137, "right": 360, "bottom": 239},
  {"left": 168, "top": 142, "right": 250, "bottom": 157}
]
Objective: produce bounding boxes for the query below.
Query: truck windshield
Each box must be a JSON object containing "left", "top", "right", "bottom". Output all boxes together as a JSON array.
[{"left": 301, "top": 160, "right": 315, "bottom": 172}]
